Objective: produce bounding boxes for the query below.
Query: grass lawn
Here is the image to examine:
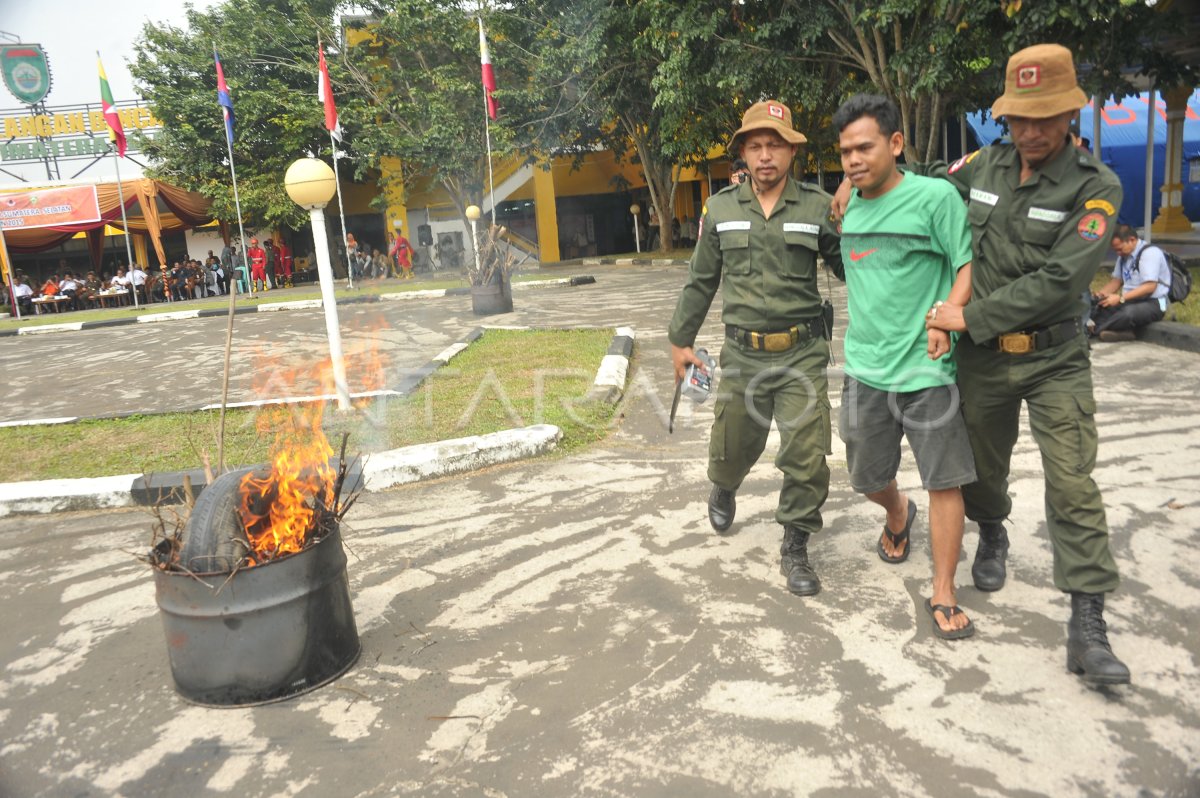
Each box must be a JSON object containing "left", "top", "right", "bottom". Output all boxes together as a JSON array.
[{"left": 0, "top": 327, "right": 619, "bottom": 482}]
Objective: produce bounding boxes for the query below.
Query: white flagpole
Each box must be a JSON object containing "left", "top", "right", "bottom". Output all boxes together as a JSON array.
[
  {"left": 216, "top": 43, "right": 250, "bottom": 473},
  {"left": 330, "top": 132, "right": 354, "bottom": 289},
  {"left": 109, "top": 153, "right": 139, "bottom": 308},
  {"left": 98, "top": 47, "right": 139, "bottom": 308}
]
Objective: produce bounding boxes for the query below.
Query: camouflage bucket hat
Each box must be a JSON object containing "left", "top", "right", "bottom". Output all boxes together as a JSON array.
[
  {"left": 991, "top": 43, "right": 1088, "bottom": 120},
  {"left": 730, "top": 100, "right": 807, "bottom": 150}
]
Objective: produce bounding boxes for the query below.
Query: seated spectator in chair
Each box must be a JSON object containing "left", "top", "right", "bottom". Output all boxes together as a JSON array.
[
  {"left": 13, "top": 275, "right": 34, "bottom": 314},
  {"left": 41, "top": 274, "right": 60, "bottom": 297},
  {"left": 79, "top": 271, "right": 102, "bottom": 308},
  {"left": 58, "top": 272, "right": 81, "bottom": 310},
  {"left": 1089, "top": 224, "right": 1170, "bottom": 342},
  {"left": 110, "top": 267, "right": 129, "bottom": 291},
  {"left": 169, "top": 262, "right": 189, "bottom": 302}
]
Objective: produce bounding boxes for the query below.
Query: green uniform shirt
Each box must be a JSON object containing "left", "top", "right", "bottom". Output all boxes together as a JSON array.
[
  {"left": 913, "top": 140, "right": 1122, "bottom": 342},
  {"left": 668, "top": 177, "right": 844, "bottom": 347}
]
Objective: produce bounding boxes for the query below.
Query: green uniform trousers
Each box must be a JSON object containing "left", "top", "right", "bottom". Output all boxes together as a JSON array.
[
  {"left": 708, "top": 334, "right": 832, "bottom": 534},
  {"left": 957, "top": 334, "right": 1119, "bottom": 593}
]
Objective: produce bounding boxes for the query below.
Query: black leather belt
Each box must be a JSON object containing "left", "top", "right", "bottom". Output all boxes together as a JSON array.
[
  {"left": 978, "top": 318, "right": 1081, "bottom": 354},
  {"left": 726, "top": 317, "right": 823, "bottom": 352}
]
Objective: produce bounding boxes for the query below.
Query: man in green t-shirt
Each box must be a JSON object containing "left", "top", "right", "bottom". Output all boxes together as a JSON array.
[{"left": 834, "top": 94, "right": 976, "bottom": 639}]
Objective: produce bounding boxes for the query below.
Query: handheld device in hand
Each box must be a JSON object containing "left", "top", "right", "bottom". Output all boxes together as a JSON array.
[{"left": 681, "top": 348, "right": 716, "bottom": 403}]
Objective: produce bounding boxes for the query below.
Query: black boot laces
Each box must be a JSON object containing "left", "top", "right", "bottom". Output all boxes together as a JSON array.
[{"left": 1078, "top": 601, "right": 1113, "bottom": 651}]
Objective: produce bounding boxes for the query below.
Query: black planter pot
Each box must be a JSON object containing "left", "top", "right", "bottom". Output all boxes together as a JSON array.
[{"left": 470, "top": 273, "right": 513, "bottom": 315}]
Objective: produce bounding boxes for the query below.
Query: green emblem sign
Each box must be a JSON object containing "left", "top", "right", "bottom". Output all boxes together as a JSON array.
[{"left": 1, "top": 45, "right": 52, "bottom": 106}]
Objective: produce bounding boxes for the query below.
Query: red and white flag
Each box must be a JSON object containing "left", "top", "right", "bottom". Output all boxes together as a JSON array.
[
  {"left": 318, "top": 45, "right": 342, "bottom": 141},
  {"left": 478, "top": 17, "right": 498, "bottom": 120}
]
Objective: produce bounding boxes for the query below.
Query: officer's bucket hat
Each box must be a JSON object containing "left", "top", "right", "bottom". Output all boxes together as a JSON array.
[
  {"left": 730, "top": 100, "right": 807, "bottom": 150},
  {"left": 991, "top": 43, "right": 1088, "bottom": 120}
]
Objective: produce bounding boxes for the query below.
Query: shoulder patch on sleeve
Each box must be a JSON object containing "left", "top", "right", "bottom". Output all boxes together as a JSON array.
[
  {"left": 1084, "top": 199, "right": 1116, "bottom": 216},
  {"left": 1077, "top": 212, "right": 1107, "bottom": 242},
  {"left": 948, "top": 150, "right": 980, "bottom": 174}
]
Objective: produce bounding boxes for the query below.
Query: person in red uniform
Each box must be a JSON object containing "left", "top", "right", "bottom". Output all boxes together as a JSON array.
[
  {"left": 390, "top": 229, "right": 414, "bottom": 279},
  {"left": 247, "top": 237, "right": 268, "bottom": 293},
  {"left": 277, "top": 241, "right": 293, "bottom": 287}
]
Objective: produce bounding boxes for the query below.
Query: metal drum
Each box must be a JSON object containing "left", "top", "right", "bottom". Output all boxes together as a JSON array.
[{"left": 154, "top": 526, "right": 360, "bottom": 707}]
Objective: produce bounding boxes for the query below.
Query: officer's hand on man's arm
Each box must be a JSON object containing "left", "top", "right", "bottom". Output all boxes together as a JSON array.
[
  {"left": 671, "top": 344, "right": 703, "bottom": 382},
  {"left": 925, "top": 301, "right": 968, "bottom": 333},
  {"left": 830, "top": 177, "right": 853, "bottom": 223}
]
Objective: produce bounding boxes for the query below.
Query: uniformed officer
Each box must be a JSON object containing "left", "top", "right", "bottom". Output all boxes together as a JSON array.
[
  {"left": 844, "top": 44, "right": 1128, "bottom": 684},
  {"left": 669, "top": 100, "right": 843, "bottom": 596}
]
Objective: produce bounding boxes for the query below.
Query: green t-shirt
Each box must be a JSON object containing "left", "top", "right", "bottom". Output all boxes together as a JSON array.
[{"left": 841, "top": 173, "right": 972, "bottom": 392}]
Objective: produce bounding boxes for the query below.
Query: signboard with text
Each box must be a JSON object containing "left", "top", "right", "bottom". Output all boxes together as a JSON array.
[
  {"left": 0, "top": 100, "right": 161, "bottom": 164},
  {"left": 0, "top": 185, "right": 102, "bottom": 230}
]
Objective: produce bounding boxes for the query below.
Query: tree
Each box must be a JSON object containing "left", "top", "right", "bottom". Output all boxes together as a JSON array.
[
  {"left": 130, "top": 0, "right": 344, "bottom": 232},
  {"left": 521, "top": 0, "right": 749, "bottom": 253},
  {"left": 999, "top": 0, "right": 1196, "bottom": 101}
]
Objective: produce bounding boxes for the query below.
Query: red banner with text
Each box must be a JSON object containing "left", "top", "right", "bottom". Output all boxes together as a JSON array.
[{"left": 0, "top": 185, "right": 101, "bottom": 231}]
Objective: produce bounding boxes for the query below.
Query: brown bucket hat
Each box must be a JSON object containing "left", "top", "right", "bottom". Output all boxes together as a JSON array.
[
  {"left": 991, "top": 44, "right": 1088, "bottom": 120},
  {"left": 730, "top": 100, "right": 807, "bottom": 150}
]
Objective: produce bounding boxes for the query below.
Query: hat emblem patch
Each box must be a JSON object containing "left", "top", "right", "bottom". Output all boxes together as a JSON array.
[
  {"left": 768, "top": 104, "right": 784, "bottom": 119},
  {"left": 1016, "top": 65, "right": 1041, "bottom": 89}
]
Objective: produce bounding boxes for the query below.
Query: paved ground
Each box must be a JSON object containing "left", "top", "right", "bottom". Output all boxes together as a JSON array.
[{"left": 1, "top": 264, "right": 1198, "bottom": 797}]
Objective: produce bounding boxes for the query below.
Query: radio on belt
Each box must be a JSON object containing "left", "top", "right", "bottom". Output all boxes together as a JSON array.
[{"left": 682, "top": 348, "right": 716, "bottom": 402}]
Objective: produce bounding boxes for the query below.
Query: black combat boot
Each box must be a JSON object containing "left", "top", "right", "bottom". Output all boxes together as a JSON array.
[
  {"left": 780, "top": 524, "right": 820, "bottom": 596},
  {"left": 1067, "top": 592, "right": 1131, "bottom": 685},
  {"left": 708, "top": 485, "right": 736, "bottom": 534},
  {"left": 972, "top": 521, "right": 1009, "bottom": 591}
]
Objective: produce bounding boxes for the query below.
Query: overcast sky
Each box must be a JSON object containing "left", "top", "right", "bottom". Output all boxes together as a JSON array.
[{"left": 1, "top": 0, "right": 219, "bottom": 108}]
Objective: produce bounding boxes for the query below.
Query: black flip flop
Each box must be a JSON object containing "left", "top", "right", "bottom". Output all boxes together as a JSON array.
[
  {"left": 925, "top": 598, "right": 976, "bottom": 640},
  {"left": 877, "top": 499, "right": 916, "bottom": 564}
]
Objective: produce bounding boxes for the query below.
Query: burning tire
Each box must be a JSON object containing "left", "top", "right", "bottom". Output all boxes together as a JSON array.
[{"left": 177, "top": 467, "right": 254, "bottom": 573}]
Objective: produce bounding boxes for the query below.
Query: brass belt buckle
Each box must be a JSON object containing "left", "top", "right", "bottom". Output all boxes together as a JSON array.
[
  {"left": 998, "top": 332, "right": 1034, "bottom": 354},
  {"left": 763, "top": 331, "right": 791, "bottom": 352}
]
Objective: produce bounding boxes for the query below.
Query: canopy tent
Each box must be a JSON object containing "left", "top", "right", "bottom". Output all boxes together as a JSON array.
[
  {"left": 2, "top": 178, "right": 215, "bottom": 270},
  {"left": 967, "top": 89, "right": 1200, "bottom": 229}
]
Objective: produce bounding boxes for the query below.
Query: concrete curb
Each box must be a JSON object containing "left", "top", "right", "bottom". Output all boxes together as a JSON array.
[
  {"left": 588, "top": 326, "right": 635, "bottom": 403},
  {"left": 0, "top": 425, "right": 562, "bottom": 518},
  {"left": 1138, "top": 319, "right": 1200, "bottom": 354},
  {"left": 0, "top": 276, "right": 595, "bottom": 338},
  {"left": 0, "top": 322, "right": 632, "bottom": 515}
]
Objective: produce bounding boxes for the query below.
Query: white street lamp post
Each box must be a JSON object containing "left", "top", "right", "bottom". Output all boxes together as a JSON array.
[
  {"left": 630, "top": 203, "right": 641, "bottom": 253},
  {"left": 465, "top": 204, "right": 482, "bottom": 277},
  {"left": 284, "top": 158, "right": 351, "bottom": 411}
]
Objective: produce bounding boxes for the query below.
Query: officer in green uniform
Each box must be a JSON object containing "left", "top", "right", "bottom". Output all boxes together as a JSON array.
[
  {"left": 881, "top": 44, "right": 1128, "bottom": 684},
  {"left": 669, "top": 100, "right": 843, "bottom": 596}
]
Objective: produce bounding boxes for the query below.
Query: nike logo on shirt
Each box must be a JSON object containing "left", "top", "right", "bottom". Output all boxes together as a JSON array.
[{"left": 849, "top": 248, "right": 877, "bottom": 262}]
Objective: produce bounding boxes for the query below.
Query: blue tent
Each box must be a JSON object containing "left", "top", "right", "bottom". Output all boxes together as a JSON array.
[{"left": 967, "top": 89, "right": 1200, "bottom": 229}]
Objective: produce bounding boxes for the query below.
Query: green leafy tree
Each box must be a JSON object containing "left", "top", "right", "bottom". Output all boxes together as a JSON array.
[
  {"left": 130, "top": 0, "right": 344, "bottom": 231},
  {"left": 518, "top": 0, "right": 748, "bottom": 253},
  {"left": 340, "top": 1, "right": 554, "bottom": 242},
  {"left": 999, "top": 0, "right": 1196, "bottom": 101}
]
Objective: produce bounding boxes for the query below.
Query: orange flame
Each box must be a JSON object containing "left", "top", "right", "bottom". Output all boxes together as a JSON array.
[{"left": 234, "top": 327, "right": 387, "bottom": 566}]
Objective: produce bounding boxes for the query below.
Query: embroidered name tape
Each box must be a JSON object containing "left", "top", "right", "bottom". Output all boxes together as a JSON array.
[
  {"left": 969, "top": 188, "right": 999, "bottom": 206},
  {"left": 1028, "top": 207, "right": 1068, "bottom": 223},
  {"left": 715, "top": 221, "right": 752, "bottom": 233},
  {"left": 782, "top": 222, "right": 820, "bottom": 235}
]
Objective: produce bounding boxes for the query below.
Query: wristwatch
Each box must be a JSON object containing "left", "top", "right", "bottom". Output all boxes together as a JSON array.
[{"left": 1119, "top": 295, "right": 1125, "bottom": 304}]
